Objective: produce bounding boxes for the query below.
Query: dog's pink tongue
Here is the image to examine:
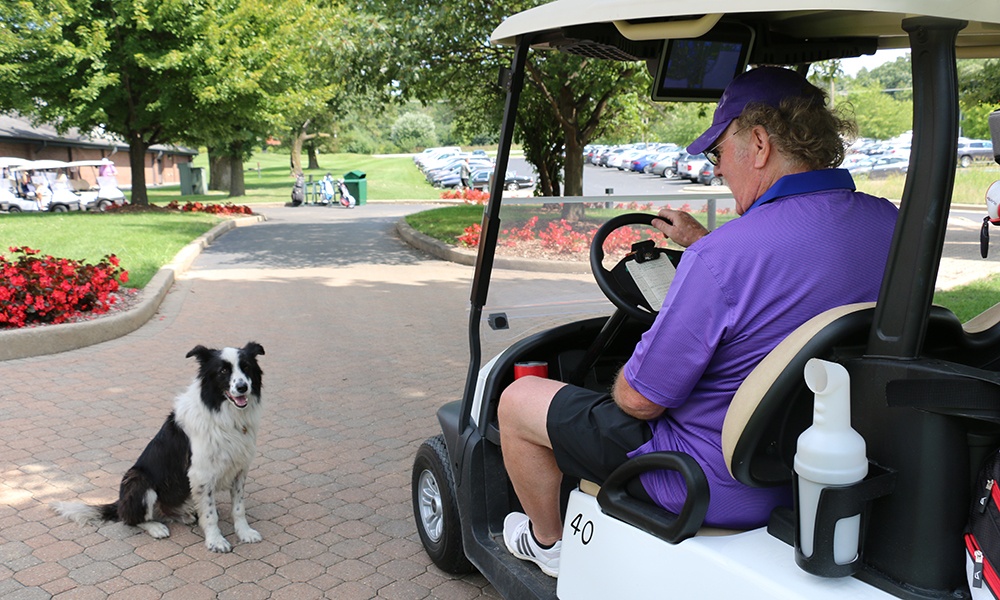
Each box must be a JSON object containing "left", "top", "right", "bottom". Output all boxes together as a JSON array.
[{"left": 232, "top": 395, "right": 248, "bottom": 408}]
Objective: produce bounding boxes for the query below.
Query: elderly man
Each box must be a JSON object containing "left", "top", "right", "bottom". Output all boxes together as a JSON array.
[{"left": 498, "top": 66, "right": 899, "bottom": 578}]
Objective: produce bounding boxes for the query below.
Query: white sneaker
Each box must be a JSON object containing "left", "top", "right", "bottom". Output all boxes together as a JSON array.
[{"left": 503, "top": 512, "right": 561, "bottom": 577}]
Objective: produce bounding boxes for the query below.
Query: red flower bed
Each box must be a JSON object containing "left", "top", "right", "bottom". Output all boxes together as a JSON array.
[
  {"left": 440, "top": 189, "right": 490, "bottom": 205},
  {"left": 0, "top": 247, "right": 129, "bottom": 329},
  {"left": 164, "top": 200, "right": 254, "bottom": 215}
]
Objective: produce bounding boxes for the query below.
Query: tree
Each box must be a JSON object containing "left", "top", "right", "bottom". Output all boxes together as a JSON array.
[
  {"left": 843, "top": 86, "right": 912, "bottom": 139},
  {"left": 391, "top": 112, "right": 438, "bottom": 152},
  {"left": 0, "top": 0, "right": 224, "bottom": 205},
  {"left": 371, "top": 0, "right": 649, "bottom": 213}
]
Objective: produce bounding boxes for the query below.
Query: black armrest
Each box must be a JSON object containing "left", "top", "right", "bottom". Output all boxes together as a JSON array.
[{"left": 596, "top": 451, "right": 710, "bottom": 544}]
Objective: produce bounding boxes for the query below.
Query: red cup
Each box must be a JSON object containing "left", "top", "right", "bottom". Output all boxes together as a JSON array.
[{"left": 514, "top": 361, "right": 548, "bottom": 379}]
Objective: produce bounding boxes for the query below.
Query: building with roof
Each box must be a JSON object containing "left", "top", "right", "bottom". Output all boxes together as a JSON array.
[{"left": 0, "top": 113, "right": 197, "bottom": 189}]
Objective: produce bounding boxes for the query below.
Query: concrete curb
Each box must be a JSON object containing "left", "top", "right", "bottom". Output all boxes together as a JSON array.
[
  {"left": 395, "top": 218, "right": 591, "bottom": 274},
  {"left": 0, "top": 214, "right": 265, "bottom": 362}
]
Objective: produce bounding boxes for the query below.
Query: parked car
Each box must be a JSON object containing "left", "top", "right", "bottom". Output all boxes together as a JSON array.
[
  {"left": 651, "top": 151, "right": 682, "bottom": 178},
  {"left": 697, "top": 161, "right": 724, "bottom": 186},
  {"left": 867, "top": 155, "right": 909, "bottom": 180},
  {"left": 957, "top": 139, "right": 994, "bottom": 167},
  {"left": 676, "top": 152, "right": 710, "bottom": 181},
  {"left": 470, "top": 169, "right": 535, "bottom": 191}
]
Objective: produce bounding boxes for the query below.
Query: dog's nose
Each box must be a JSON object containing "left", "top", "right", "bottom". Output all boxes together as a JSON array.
[{"left": 235, "top": 381, "right": 249, "bottom": 394}]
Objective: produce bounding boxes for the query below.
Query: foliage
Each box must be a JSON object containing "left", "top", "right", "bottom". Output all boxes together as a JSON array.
[
  {"left": 0, "top": 0, "right": 225, "bottom": 205},
  {"left": 391, "top": 112, "right": 438, "bottom": 152},
  {"left": 0, "top": 246, "right": 128, "bottom": 328},
  {"left": 842, "top": 87, "right": 913, "bottom": 140}
]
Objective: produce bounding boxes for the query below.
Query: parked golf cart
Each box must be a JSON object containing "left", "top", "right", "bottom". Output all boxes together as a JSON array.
[
  {"left": 5, "top": 160, "right": 86, "bottom": 212},
  {"left": 64, "top": 159, "right": 127, "bottom": 211},
  {"left": 0, "top": 156, "right": 30, "bottom": 212},
  {"left": 411, "top": 2, "right": 1000, "bottom": 599}
]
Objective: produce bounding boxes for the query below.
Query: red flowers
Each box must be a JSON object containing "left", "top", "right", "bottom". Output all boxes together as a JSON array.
[
  {"left": 440, "top": 189, "right": 490, "bottom": 205},
  {"left": 0, "top": 246, "right": 129, "bottom": 329},
  {"left": 165, "top": 201, "right": 254, "bottom": 215}
]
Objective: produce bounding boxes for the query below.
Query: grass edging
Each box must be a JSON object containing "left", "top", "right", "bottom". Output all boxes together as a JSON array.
[{"left": 0, "top": 214, "right": 265, "bottom": 362}]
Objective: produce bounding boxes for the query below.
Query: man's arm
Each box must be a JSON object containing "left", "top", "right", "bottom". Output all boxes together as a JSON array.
[{"left": 612, "top": 370, "right": 666, "bottom": 421}]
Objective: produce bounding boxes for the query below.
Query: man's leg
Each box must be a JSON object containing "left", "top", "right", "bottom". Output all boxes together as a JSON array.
[{"left": 497, "top": 375, "right": 567, "bottom": 545}]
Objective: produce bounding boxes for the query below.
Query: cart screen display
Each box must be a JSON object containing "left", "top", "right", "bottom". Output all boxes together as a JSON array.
[{"left": 652, "top": 28, "right": 753, "bottom": 102}]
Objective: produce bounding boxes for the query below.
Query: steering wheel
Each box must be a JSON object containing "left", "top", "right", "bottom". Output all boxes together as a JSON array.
[{"left": 590, "top": 213, "right": 683, "bottom": 325}]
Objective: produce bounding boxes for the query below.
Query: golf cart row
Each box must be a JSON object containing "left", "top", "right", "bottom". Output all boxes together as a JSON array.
[
  {"left": 0, "top": 157, "right": 126, "bottom": 213},
  {"left": 411, "top": 2, "right": 1000, "bottom": 600}
]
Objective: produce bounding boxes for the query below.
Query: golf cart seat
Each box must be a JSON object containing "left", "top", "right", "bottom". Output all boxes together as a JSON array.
[
  {"left": 584, "top": 300, "right": 1000, "bottom": 595},
  {"left": 584, "top": 303, "right": 876, "bottom": 546}
]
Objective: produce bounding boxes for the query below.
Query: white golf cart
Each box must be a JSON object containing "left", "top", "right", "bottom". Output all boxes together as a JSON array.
[
  {"left": 64, "top": 159, "right": 127, "bottom": 211},
  {"left": 411, "top": 2, "right": 1000, "bottom": 599},
  {"left": 4, "top": 159, "right": 86, "bottom": 212}
]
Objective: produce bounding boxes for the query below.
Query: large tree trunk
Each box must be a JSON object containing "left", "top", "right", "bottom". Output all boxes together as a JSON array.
[
  {"left": 228, "top": 154, "right": 246, "bottom": 197},
  {"left": 128, "top": 134, "right": 150, "bottom": 206},
  {"left": 208, "top": 149, "right": 232, "bottom": 192},
  {"left": 307, "top": 143, "right": 320, "bottom": 170}
]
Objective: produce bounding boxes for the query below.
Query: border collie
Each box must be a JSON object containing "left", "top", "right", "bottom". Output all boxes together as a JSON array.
[{"left": 53, "top": 342, "right": 265, "bottom": 553}]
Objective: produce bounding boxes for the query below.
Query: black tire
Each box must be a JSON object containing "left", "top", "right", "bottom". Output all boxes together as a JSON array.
[
  {"left": 51, "top": 204, "right": 69, "bottom": 212},
  {"left": 412, "top": 435, "right": 474, "bottom": 574},
  {"left": 7, "top": 206, "right": 21, "bottom": 213},
  {"left": 506, "top": 182, "right": 519, "bottom": 191},
  {"left": 97, "top": 200, "right": 113, "bottom": 212},
  {"left": 709, "top": 176, "right": 724, "bottom": 186},
  {"left": 960, "top": 155, "right": 973, "bottom": 168}
]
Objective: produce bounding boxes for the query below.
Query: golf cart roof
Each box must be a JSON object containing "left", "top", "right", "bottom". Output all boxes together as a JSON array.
[
  {"left": 9, "top": 159, "right": 69, "bottom": 171},
  {"left": 64, "top": 159, "right": 108, "bottom": 168},
  {"left": 0, "top": 157, "right": 30, "bottom": 169},
  {"left": 491, "top": 1, "right": 1000, "bottom": 62}
]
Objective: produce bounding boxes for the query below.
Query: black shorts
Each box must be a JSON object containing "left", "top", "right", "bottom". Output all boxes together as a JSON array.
[{"left": 546, "top": 384, "right": 654, "bottom": 500}]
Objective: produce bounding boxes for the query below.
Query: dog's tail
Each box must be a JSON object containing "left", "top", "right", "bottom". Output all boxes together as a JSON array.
[{"left": 51, "top": 500, "right": 119, "bottom": 526}]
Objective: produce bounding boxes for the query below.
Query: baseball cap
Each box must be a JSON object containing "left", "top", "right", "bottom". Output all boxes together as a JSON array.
[{"left": 687, "top": 67, "right": 825, "bottom": 155}]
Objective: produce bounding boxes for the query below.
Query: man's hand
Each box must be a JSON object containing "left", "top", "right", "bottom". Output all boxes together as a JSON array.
[{"left": 652, "top": 208, "right": 709, "bottom": 248}]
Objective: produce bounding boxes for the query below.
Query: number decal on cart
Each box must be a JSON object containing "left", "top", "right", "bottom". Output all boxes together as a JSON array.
[{"left": 570, "top": 513, "right": 594, "bottom": 545}]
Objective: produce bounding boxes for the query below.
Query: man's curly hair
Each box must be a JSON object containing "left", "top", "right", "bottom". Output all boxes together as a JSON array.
[{"left": 735, "top": 93, "right": 857, "bottom": 171}]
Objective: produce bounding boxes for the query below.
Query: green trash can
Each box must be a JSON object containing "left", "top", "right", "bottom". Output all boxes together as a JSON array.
[
  {"left": 178, "top": 163, "right": 207, "bottom": 195},
  {"left": 343, "top": 170, "right": 367, "bottom": 205}
]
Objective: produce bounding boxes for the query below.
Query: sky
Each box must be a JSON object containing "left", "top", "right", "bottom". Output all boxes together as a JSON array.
[{"left": 840, "top": 48, "right": 910, "bottom": 76}]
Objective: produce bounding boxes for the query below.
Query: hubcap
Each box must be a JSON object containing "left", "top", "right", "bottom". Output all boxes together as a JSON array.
[{"left": 417, "top": 469, "right": 444, "bottom": 542}]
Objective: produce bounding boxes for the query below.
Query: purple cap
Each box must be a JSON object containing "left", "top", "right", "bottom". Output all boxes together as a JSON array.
[{"left": 686, "top": 67, "right": 824, "bottom": 155}]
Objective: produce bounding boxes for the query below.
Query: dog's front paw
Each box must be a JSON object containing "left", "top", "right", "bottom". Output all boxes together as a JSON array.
[
  {"left": 236, "top": 525, "right": 262, "bottom": 544},
  {"left": 139, "top": 521, "right": 171, "bottom": 539},
  {"left": 205, "top": 535, "right": 232, "bottom": 553}
]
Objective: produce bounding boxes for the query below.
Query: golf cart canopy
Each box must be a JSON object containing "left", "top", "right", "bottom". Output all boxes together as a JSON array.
[{"left": 491, "top": 1, "right": 1000, "bottom": 76}]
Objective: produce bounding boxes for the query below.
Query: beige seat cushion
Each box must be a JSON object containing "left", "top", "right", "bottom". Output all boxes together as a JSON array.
[{"left": 721, "top": 302, "right": 875, "bottom": 479}]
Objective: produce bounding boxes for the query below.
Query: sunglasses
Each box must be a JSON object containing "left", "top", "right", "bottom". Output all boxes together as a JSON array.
[{"left": 704, "top": 127, "right": 745, "bottom": 166}]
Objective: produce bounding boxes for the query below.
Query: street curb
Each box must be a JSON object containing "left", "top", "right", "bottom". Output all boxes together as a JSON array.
[
  {"left": 395, "top": 218, "right": 591, "bottom": 274},
  {"left": 0, "top": 214, "right": 265, "bottom": 362}
]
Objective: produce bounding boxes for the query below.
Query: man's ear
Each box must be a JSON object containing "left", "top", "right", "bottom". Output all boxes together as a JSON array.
[{"left": 749, "top": 125, "right": 771, "bottom": 169}]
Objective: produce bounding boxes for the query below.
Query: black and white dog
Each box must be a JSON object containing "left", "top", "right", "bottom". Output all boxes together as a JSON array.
[{"left": 53, "top": 342, "right": 266, "bottom": 553}]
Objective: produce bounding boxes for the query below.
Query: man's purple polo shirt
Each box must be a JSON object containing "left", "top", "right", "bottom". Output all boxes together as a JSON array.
[{"left": 622, "top": 169, "right": 898, "bottom": 528}]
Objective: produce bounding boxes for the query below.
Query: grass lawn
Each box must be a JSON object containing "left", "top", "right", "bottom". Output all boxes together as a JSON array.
[
  {"left": 0, "top": 211, "right": 221, "bottom": 289},
  {"left": 858, "top": 163, "right": 1000, "bottom": 205},
  {"left": 143, "top": 151, "right": 442, "bottom": 205}
]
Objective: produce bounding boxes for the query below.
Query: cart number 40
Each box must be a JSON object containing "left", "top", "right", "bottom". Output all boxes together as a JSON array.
[{"left": 569, "top": 513, "right": 594, "bottom": 545}]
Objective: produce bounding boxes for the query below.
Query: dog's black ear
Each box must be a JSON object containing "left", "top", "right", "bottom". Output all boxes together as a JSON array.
[
  {"left": 185, "top": 345, "right": 213, "bottom": 361},
  {"left": 244, "top": 342, "right": 265, "bottom": 357}
]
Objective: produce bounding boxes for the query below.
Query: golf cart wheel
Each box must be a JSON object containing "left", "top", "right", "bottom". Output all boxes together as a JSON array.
[
  {"left": 412, "top": 435, "right": 474, "bottom": 574},
  {"left": 7, "top": 206, "right": 20, "bottom": 213},
  {"left": 51, "top": 204, "right": 69, "bottom": 212},
  {"left": 97, "top": 200, "right": 113, "bottom": 211}
]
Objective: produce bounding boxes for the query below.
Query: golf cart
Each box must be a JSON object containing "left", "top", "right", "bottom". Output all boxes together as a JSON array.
[
  {"left": 410, "top": 2, "right": 1000, "bottom": 599},
  {"left": 64, "top": 159, "right": 127, "bottom": 211},
  {"left": 4, "top": 160, "right": 86, "bottom": 212}
]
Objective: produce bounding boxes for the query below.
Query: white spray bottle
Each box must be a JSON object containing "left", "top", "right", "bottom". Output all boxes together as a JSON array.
[{"left": 794, "top": 358, "right": 868, "bottom": 566}]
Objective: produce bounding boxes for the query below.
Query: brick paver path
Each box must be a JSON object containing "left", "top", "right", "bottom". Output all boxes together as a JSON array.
[{"left": 0, "top": 204, "right": 502, "bottom": 599}]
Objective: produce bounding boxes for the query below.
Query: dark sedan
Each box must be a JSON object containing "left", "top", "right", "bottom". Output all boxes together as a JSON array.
[{"left": 471, "top": 170, "right": 535, "bottom": 191}]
